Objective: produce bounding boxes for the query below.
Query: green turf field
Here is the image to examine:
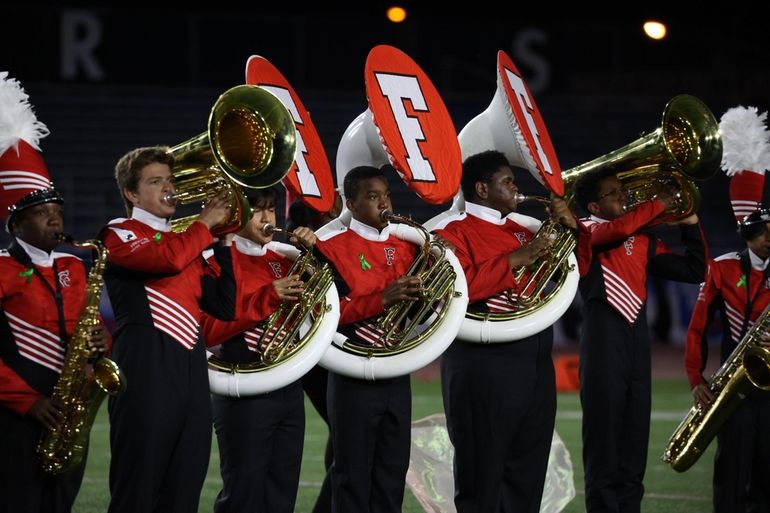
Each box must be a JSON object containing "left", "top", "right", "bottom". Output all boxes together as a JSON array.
[{"left": 71, "top": 377, "right": 714, "bottom": 512}]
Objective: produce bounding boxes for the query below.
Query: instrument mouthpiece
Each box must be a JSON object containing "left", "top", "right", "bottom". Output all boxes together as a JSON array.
[
  {"left": 514, "top": 193, "right": 549, "bottom": 205},
  {"left": 162, "top": 192, "right": 178, "bottom": 206},
  {"left": 262, "top": 224, "right": 278, "bottom": 236},
  {"left": 379, "top": 209, "right": 394, "bottom": 222}
]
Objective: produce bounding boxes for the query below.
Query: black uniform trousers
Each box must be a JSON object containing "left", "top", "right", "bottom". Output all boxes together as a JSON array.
[
  {"left": 440, "top": 326, "right": 556, "bottom": 513},
  {"left": 580, "top": 300, "right": 651, "bottom": 513},
  {"left": 713, "top": 392, "right": 770, "bottom": 513},
  {"left": 327, "top": 372, "right": 411, "bottom": 513},
  {"left": 0, "top": 406, "right": 86, "bottom": 513},
  {"left": 212, "top": 379, "right": 305, "bottom": 513},
  {"left": 107, "top": 326, "right": 212, "bottom": 513},
  {"left": 302, "top": 364, "right": 332, "bottom": 513}
]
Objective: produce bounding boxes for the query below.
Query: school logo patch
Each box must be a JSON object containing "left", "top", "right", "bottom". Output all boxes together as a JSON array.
[
  {"left": 57, "top": 269, "right": 71, "bottom": 288},
  {"left": 624, "top": 236, "right": 635, "bottom": 256},
  {"left": 384, "top": 247, "right": 396, "bottom": 266},
  {"left": 269, "top": 261, "right": 283, "bottom": 278}
]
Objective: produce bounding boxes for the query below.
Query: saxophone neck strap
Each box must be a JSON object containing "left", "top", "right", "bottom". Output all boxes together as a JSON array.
[{"left": 7, "top": 239, "right": 69, "bottom": 345}]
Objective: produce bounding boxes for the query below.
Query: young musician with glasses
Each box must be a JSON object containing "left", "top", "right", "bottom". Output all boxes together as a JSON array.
[
  {"left": 684, "top": 208, "right": 770, "bottom": 513},
  {"left": 573, "top": 167, "right": 705, "bottom": 513}
]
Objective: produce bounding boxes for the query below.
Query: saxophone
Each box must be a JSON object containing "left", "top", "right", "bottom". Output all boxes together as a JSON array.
[
  {"left": 37, "top": 236, "right": 125, "bottom": 474},
  {"left": 662, "top": 302, "right": 770, "bottom": 472}
]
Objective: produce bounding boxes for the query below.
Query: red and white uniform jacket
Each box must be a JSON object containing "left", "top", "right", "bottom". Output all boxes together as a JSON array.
[
  {"left": 99, "top": 207, "right": 235, "bottom": 351},
  {"left": 579, "top": 199, "right": 706, "bottom": 325},
  {"left": 315, "top": 217, "right": 416, "bottom": 346},
  {"left": 433, "top": 202, "right": 539, "bottom": 313},
  {"left": 201, "top": 236, "right": 289, "bottom": 363},
  {"left": 685, "top": 249, "right": 770, "bottom": 389},
  {"left": 0, "top": 239, "right": 89, "bottom": 415}
]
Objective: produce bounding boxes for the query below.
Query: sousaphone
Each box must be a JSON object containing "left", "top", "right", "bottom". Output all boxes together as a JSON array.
[
  {"left": 317, "top": 45, "right": 468, "bottom": 380},
  {"left": 206, "top": 57, "right": 340, "bottom": 396},
  {"left": 424, "top": 50, "right": 579, "bottom": 343}
]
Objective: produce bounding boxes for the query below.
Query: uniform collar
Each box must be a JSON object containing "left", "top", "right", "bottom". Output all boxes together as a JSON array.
[
  {"left": 233, "top": 234, "right": 267, "bottom": 256},
  {"left": 465, "top": 201, "right": 506, "bottom": 226},
  {"left": 748, "top": 248, "right": 769, "bottom": 271},
  {"left": 131, "top": 207, "right": 172, "bottom": 232},
  {"left": 588, "top": 214, "right": 609, "bottom": 224},
  {"left": 349, "top": 217, "right": 391, "bottom": 241},
  {"left": 15, "top": 237, "right": 54, "bottom": 267}
]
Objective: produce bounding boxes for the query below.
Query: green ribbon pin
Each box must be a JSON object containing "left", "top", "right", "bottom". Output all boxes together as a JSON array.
[
  {"left": 153, "top": 232, "right": 162, "bottom": 242},
  {"left": 737, "top": 274, "right": 747, "bottom": 288},
  {"left": 18, "top": 268, "right": 34, "bottom": 283},
  {"left": 359, "top": 253, "right": 372, "bottom": 271}
]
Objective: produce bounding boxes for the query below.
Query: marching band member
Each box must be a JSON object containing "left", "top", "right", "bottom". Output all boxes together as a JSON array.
[
  {"left": 573, "top": 166, "right": 705, "bottom": 513},
  {"left": 0, "top": 72, "right": 107, "bottom": 513},
  {"left": 314, "top": 166, "right": 421, "bottom": 513},
  {"left": 201, "top": 187, "right": 316, "bottom": 513},
  {"left": 684, "top": 106, "right": 770, "bottom": 513},
  {"left": 99, "top": 146, "right": 235, "bottom": 513},
  {"left": 431, "top": 149, "right": 578, "bottom": 513}
]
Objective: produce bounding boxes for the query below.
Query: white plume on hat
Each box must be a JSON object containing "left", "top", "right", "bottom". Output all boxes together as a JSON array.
[
  {"left": 719, "top": 106, "right": 770, "bottom": 177},
  {"left": 0, "top": 71, "right": 50, "bottom": 155}
]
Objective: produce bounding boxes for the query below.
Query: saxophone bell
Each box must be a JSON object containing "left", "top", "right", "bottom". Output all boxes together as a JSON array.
[{"left": 662, "top": 303, "right": 770, "bottom": 471}]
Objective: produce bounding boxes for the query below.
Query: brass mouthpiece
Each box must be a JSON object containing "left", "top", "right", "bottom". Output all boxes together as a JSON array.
[
  {"left": 379, "top": 209, "right": 394, "bottom": 222},
  {"left": 513, "top": 193, "right": 549, "bottom": 205},
  {"left": 262, "top": 224, "right": 289, "bottom": 237},
  {"left": 162, "top": 192, "right": 178, "bottom": 206}
]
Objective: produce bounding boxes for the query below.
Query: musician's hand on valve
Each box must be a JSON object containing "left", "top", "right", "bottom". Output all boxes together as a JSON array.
[
  {"left": 381, "top": 275, "right": 423, "bottom": 307},
  {"left": 28, "top": 396, "right": 64, "bottom": 430},
  {"left": 197, "top": 191, "right": 232, "bottom": 230},
  {"left": 273, "top": 274, "right": 304, "bottom": 301},
  {"left": 507, "top": 236, "right": 551, "bottom": 268},
  {"left": 290, "top": 226, "right": 318, "bottom": 248},
  {"left": 692, "top": 383, "right": 715, "bottom": 408},
  {"left": 548, "top": 197, "right": 577, "bottom": 230}
]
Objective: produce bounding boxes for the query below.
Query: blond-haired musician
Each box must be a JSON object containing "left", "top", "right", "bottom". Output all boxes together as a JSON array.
[{"left": 99, "top": 146, "right": 235, "bottom": 513}]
